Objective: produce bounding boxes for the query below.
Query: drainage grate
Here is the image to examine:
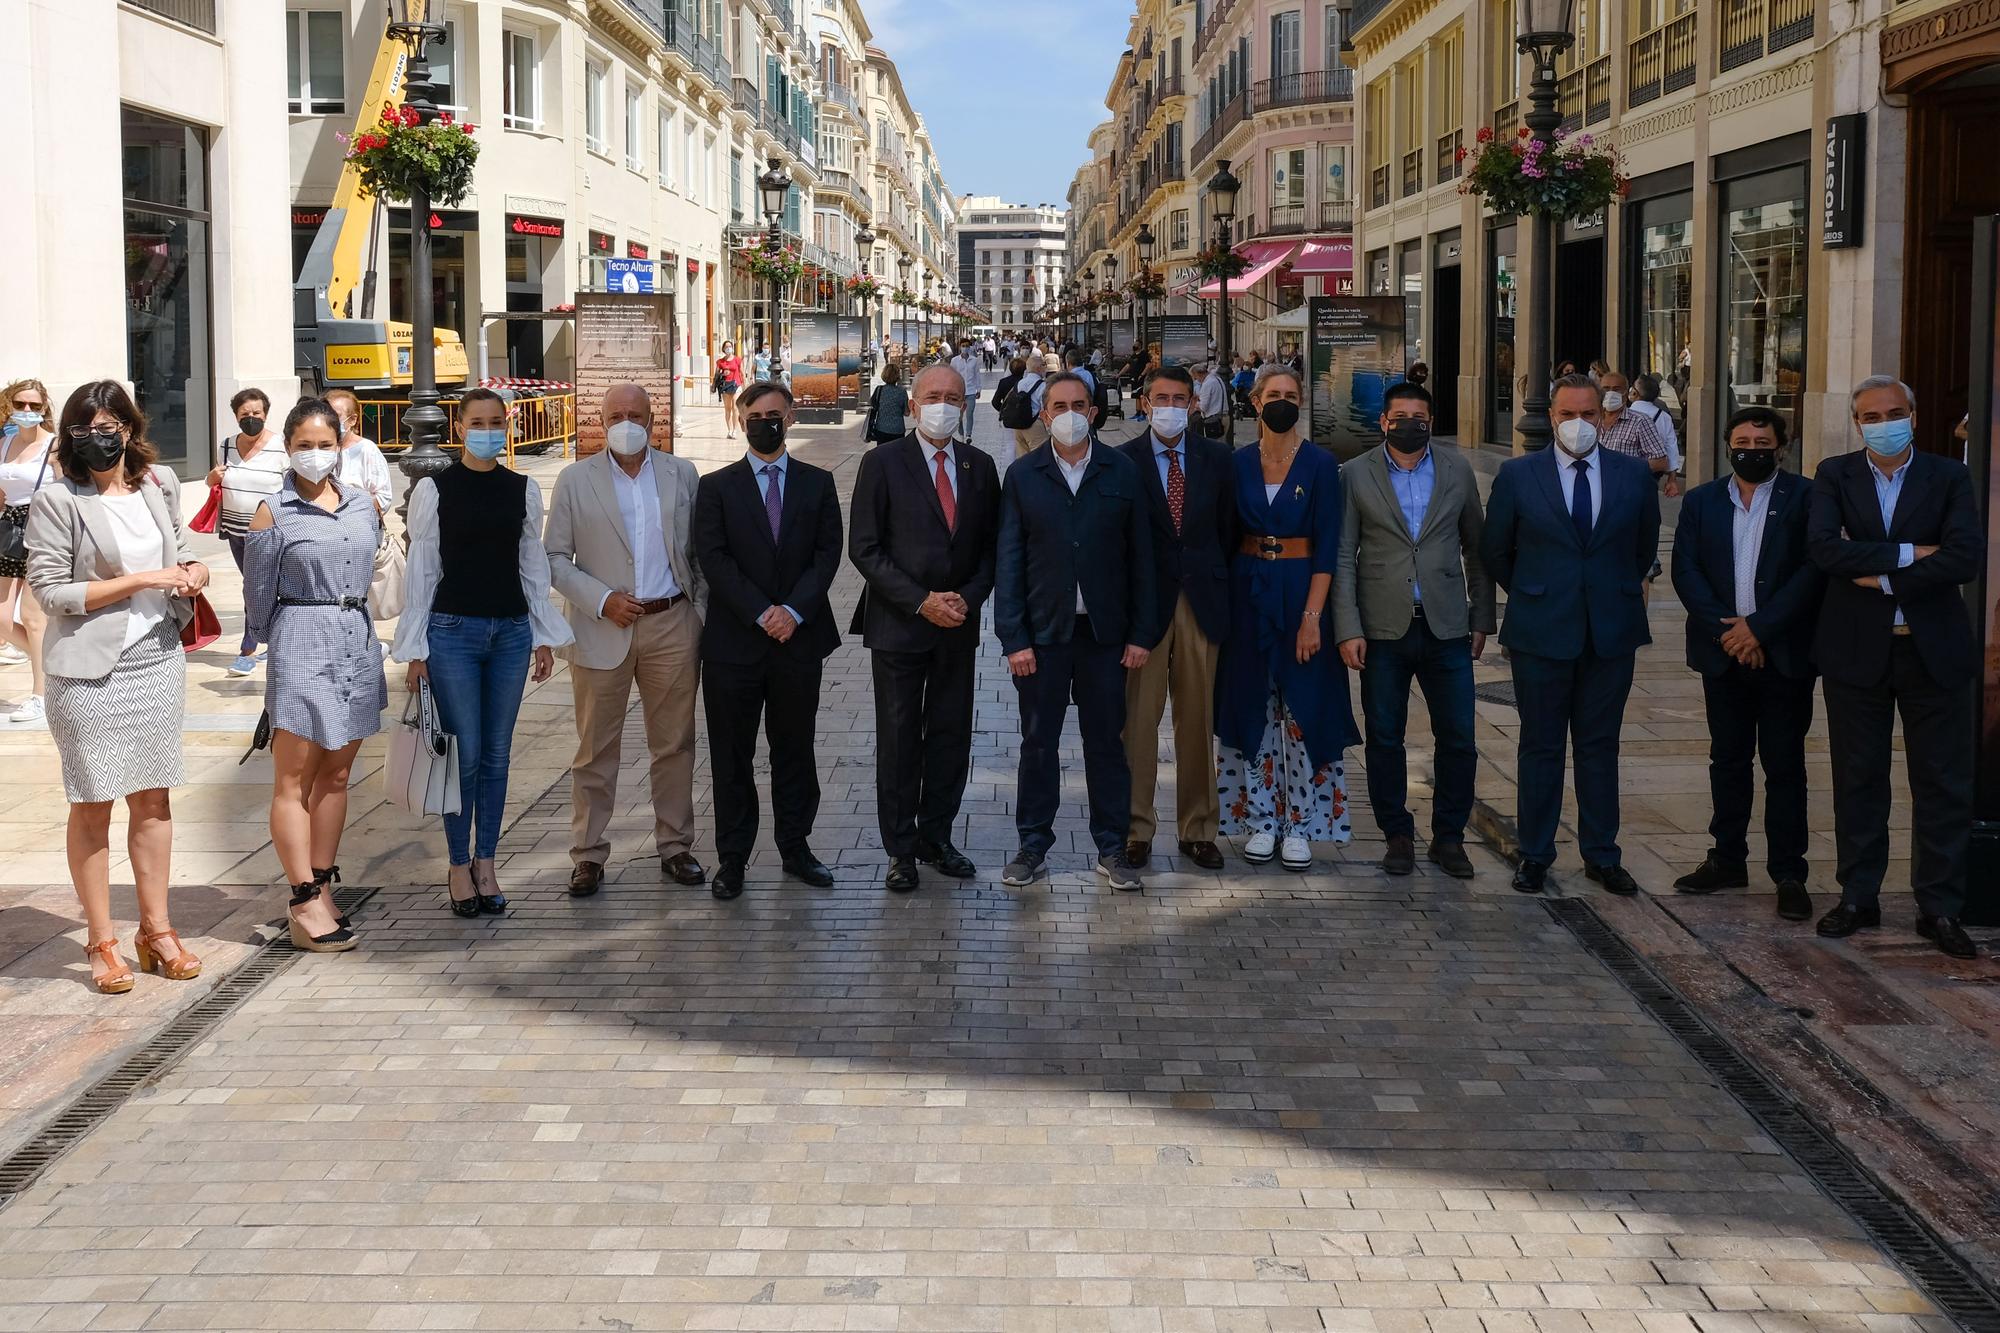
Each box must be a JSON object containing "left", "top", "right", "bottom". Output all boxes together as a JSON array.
[
  {"left": 1542, "top": 896, "right": 2000, "bottom": 1332},
  {"left": 1473, "top": 679, "right": 1517, "bottom": 708},
  {"left": 0, "top": 885, "right": 372, "bottom": 1208}
]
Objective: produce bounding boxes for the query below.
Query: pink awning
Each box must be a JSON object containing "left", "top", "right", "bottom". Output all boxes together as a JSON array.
[
  {"left": 1288, "top": 236, "right": 1354, "bottom": 275},
  {"left": 1194, "top": 241, "right": 1299, "bottom": 299}
]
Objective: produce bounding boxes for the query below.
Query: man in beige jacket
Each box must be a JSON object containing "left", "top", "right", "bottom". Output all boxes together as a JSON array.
[{"left": 545, "top": 383, "right": 707, "bottom": 896}]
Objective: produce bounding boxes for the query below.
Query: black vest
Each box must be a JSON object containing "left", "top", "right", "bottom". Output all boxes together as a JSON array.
[{"left": 432, "top": 461, "right": 530, "bottom": 619}]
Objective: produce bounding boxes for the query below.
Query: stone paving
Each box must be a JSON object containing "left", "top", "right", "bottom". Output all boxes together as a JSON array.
[{"left": 0, "top": 382, "right": 1974, "bottom": 1329}]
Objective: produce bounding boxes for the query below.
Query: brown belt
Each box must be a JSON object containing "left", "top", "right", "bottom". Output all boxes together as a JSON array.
[
  {"left": 1241, "top": 535, "right": 1314, "bottom": 561},
  {"left": 636, "top": 594, "right": 685, "bottom": 615}
]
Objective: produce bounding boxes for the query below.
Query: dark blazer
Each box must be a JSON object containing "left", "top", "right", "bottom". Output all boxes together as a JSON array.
[
  {"left": 994, "top": 443, "right": 1158, "bottom": 654},
  {"left": 847, "top": 432, "right": 1001, "bottom": 652},
  {"left": 1480, "top": 447, "right": 1661, "bottom": 660},
  {"left": 1807, "top": 449, "right": 1983, "bottom": 689},
  {"left": 1116, "top": 430, "right": 1236, "bottom": 645},
  {"left": 1671, "top": 470, "right": 1821, "bottom": 679},
  {"left": 693, "top": 454, "right": 844, "bottom": 666}
]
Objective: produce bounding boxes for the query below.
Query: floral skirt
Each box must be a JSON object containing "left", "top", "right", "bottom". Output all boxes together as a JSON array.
[{"left": 1217, "top": 688, "right": 1350, "bottom": 844}]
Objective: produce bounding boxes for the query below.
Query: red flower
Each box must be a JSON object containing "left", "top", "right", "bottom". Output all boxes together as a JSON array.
[
  {"left": 460, "top": 123, "right": 475, "bottom": 134},
  {"left": 1455, "top": 146, "right": 1467, "bottom": 161},
  {"left": 439, "top": 111, "right": 454, "bottom": 125},
  {"left": 1476, "top": 126, "right": 1494, "bottom": 143},
  {"left": 1517, "top": 126, "right": 1531, "bottom": 138}
]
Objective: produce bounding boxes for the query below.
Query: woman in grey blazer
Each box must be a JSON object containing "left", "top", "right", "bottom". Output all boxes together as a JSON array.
[{"left": 26, "top": 381, "right": 211, "bottom": 994}]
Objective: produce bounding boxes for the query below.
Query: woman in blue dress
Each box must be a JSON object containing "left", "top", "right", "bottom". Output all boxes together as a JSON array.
[{"left": 1215, "top": 364, "right": 1360, "bottom": 871}]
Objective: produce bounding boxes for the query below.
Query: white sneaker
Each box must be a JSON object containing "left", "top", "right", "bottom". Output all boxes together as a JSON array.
[
  {"left": 8, "top": 694, "right": 42, "bottom": 724},
  {"left": 1243, "top": 831, "right": 1277, "bottom": 864},
  {"left": 1281, "top": 835, "right": 1312, "bottom": 871},
  {"left": 0, "top": 644, "right": 24, "bottom": 665}
]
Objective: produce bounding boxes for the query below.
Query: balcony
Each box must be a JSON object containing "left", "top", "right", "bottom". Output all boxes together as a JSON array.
[
  {"left": 1557, "top": 55, "right": 1612, "bottom": 131},
  {"left": 127, "top": 0, "right": 215, "bottom": 31},
  {"left": 823, "top": 81, "right": 859, "bottom": 116},
  {"left": 1349, "top": 0, "right": 1394, "bottom": 39},
  {"left": 1267, "top": 204, "right": 1308, "bottom": 235},
  {"left": 1628, "top": 12, "right": 1697, "bottom": 106},
  {"left": 734, "top": 76, "right": 760, "bottom": 116},
  {"left": 1436, "top": 129, "right": 1463, "bottom": 185},
  {"left": 1244, "top": 198, "right": 1354, "bottom": 240},
  {"left": 1193, "top": 0, "right": 1241, "bottom": 60},
  {"left": 1190, "top": 90, "right": 1248, "bottom": 169},
  {"left": 1400, "top": 150, "right": 1423, "bottom": 198},
  {"left": 1251, "top": 68, "right": 1356, "bottom": 113},
  {"left": 1720, "top": 0, "right": 1813, "bottom": 71}
]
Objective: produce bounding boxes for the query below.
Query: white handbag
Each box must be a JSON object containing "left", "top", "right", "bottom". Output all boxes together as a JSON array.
[{"left": 383, "top": 680, "right": 461, "bottom": 816}]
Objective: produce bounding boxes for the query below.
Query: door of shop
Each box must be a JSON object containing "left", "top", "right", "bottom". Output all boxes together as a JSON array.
[
  {"left": 1554, "top": 233, "right": 1605, "bottom": 374},
  {"left": 1904, "top": 82, "right": 2000, "bottom": 455},
  {"left": 1432, "top": 230, "right": 1462, "bottom": 437}
]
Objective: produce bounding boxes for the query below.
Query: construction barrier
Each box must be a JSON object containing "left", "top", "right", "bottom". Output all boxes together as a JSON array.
[{"left": 361, "top": 391, "right": 578, "bottom": 463}]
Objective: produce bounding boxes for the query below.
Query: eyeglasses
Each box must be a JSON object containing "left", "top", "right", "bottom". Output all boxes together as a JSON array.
[{"left": 66, "top": 425, "right": 127, "bottom": 441}]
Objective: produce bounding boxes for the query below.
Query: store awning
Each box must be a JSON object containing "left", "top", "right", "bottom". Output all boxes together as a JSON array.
[
  {"left": 1287, "top": 236, "right": 1355, "bottom": 275},
  {"left": 1194, "top": 241, "right": 1299, "bottom": 299}
]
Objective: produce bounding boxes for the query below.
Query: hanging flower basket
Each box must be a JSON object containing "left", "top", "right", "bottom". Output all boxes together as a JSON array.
[
  {"left": 918, "top": 298, "right": 936, "bottom": 313},
  {"left": 1126, "top": 268, "right": 1167, "bottom": 302},
  {"left": 1192, "top": 241, "right": 1250, "bottom": 281},
  {"left": 846, "top": 274, "right": 882, "bottom": 301},
  {"left": 891, "top": 286, "right": 918, "bottom": 305},
  {"left": 746, "top": 244, "right": 806, "bottom": 286},
  {"left": 342, "top": 104, "right": 479, "bottom": 206},
  {"left": 1460, "top": 127, "right": 1627, "bottom": 219}
]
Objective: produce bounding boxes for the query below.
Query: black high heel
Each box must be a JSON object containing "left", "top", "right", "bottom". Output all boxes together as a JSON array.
[
  {"left": 473, "top": 863, "right": 507, "bottom": 916},
  {"left": 446, "top": 866, "right": 481, "bottom": 918},
  {"left": 288, "top": 882, "right": 356, "bottom": 952},
  {"left": 312, "top": 865, "right": 351, "bottom": 929}
]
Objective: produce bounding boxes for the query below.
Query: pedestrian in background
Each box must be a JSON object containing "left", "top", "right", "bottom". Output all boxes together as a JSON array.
[
  {"left": 1333, "top": 382, "right": 1493, "bottom": 880},
  {"left": 1807, "top": 375, "right": 1984, "bottom": 958},
  {"left": 27, "top": 380, "right": 210, "bottom": 992},
  {"left": 244, "top": 397, "right": 387, "bottom": 954},
  {"left": 1215, "top": 364, "right": 1355, "bottom": 872},
  {"left": 949, "top": 339, "right": 983, "bottom": 442},
  {"left": 210, "top": 387, "right": 286, "bottom": 677},
  {"left": 1194, "top": 362, "right": 1228, "bottom": 441},
  {"left": 752, "top": 343, "right": 772, "bottom": 384},
  {"left": 1628, "top": 373, "right": 1682, "bottom": 476},
  {"left": 863, "top": 362, "right": 909, "bottom": 444},
  {"left": 546, "top": 383, "right": 707, "bottom": 899},
  {"left": 716, "top": 342, "right": 744, "bottom": 439},
  {"left": 997, "top": 356, "right": 1046, "bottom": 457},
  {"left": 395, "top": 387, "right": 573, "bottom": 917},
  {"left": 0, "top": 377, "right": 57, "bottom": 722},
  {"left": 325, "top": 388, "right": 393, "bottom": 513},
  {"left": 1597, "top": 369, "right": 1679, "bottom": 497},
  {"left": 1671, "top": 407, "right": 1821, "bottom": 921}
]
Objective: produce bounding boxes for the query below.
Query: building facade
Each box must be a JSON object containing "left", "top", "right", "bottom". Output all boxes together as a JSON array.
[
  {"left": 957, "top": 197, "right": 1068, "bottom": 332},
  {"left": 864, "top": 46, "right": 961, "bottom": 345}
]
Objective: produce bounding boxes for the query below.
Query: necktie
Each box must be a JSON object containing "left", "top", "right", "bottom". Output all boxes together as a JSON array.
[
  {"left": 933, "top": 449, "right": 957, "bottom": 531},
  {"left": 1570, "top": 458, "right": 1592, "bottom": 544},
  {"left": 1165, "top": 447, "right": 1185, "bottom": 534},
  {"left": 761, "top": 464, "right": 782, "bottom": 541}
]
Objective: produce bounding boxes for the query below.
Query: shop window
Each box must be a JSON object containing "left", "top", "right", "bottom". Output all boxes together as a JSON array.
[
  {"left": 122, "top": 106, "right": 212, "bottom": 478},
  {"left": 1718, "top": 167, "right": 1808, "bottom": 466},
  {"left": 504, "top": 30, "right": 542, "bottom": 131},
  {"left": 286, "top": 10, "right": 345, "bottom": 115},
  {"left": 1630, "top": 192, "right": 1693, "bottom": 437},
  {"left": 1489, "top": 222, "right": 1518, "bottom": 442}
]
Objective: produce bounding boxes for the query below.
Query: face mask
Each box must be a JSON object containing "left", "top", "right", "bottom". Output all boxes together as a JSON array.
[
  {"left": 1860, "top": 418, "right": 1913, "bottom": 456},
  {"left": 1259, "top": 399, "right": 1301, "bottom": 435},
  {"left": 1601, "top": 391, "right": 1626, "bottom": 412},
  {"left": 1729, "top": 448, "right": 1779, "bottom": 484},
  {"left": 919, "top": 402, "right": 963, "bottom": 440},
  {"left": 1149, "top": 406, "right": 1189, "bottom": 439},
  {"left": 745, "top": 417, "right": 787, "bottom": 455},
  {"left": 606, "top": 420, "right": 651, "bottom": 457},
  {"left": 1049, "top": 411, "right": 1092, "bottom": 447},
  {"left": 465, "top": 428, "right": 508, "bottom": 461},
  {"left": 9, "top": 411, "right": 42, "bottom": 430},
  {"left": 288, "top": 446, "right": 339, "bottom": 483},
  {"left": 1384, "top": 420, "right": 1431, "bottom": 454},
  {"left": 1554, "top": 418, "right": 1599, "bottom": 457},
  {"left": 73, "top": 430, "right": 126, "bottom": 473},
  {"left": 238, "top": 416, "right": 265, "bottom": 436}
]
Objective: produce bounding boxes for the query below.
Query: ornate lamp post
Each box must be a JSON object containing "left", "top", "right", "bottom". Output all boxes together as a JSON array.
[
  {"left": 855, "top": 218, "right": 877, "bottom": 372},
  {"left": 921, "top": 273, "right": 932, "bottom": 353},
  {"left": 1078, "top": 267, "right": 1093, "bottom": 351},
  {"left": 385, "top": 0, "right": 450, "bottom": 493},
  {"left": 1514, "top": 0, "right": 1576, "bottom": 452},
  {"left": 1205, "top": 159, "right": 1241, "bottom": 441},
  {"left": 1135, "top": 222, "right": 1156, "bottom": 355},
  {"left": 1102, "top": 255, "right": 1119, "bottom": 358},
  {"left": 896, "top": 253, "right": 912, "bottom": 356},
  {"left": 757, "top": 157, "right": 792, "bottom": 359}
]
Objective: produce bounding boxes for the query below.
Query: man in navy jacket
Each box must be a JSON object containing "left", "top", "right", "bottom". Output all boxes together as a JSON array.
[
  {"left": 1669, "top": 407, "right": 1821, "bottom": 920},
  {"left": 1480, "top": 374, "right": 1661, "bottom": 897}
]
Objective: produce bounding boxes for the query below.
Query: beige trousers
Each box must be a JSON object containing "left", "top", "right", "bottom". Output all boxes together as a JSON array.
[
  {"left": 1123, "top": 592, "right": 1221, "bottom": 843},
  {"left": 1013, "top": 421, "right": 1049, "bottom": 456},
  {"left": 569, "top": 600, "right": 700, "bottom": 864}
]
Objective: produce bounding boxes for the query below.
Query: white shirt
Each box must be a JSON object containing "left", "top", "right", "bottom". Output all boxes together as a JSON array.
[
  {"left": 390, "top": 473, "right": 576, "bottom": 662},
  {"left": 920, "top": 436, "right": 958, "bottom": 501},
  {"left": 609, "top": 450, "right": 680, "bottom": 603},
  {"left": 1630, "top": 399, "right": 1682, "bottom": 472},
  {"left": 1553, "top": 445, "right": 1603, "bottom": 531},
  {"left": 1054, "top": 445, "right": 1092, "bottom": 614},
  {"left": 102, "top": 491, "right": 169, "bottom": 649},
  {"left": 338, "top": 437, "right": 394, "bottom": 511},
  {"left": 0, "top": 436, "right": 54, "bottom": 505},
  {"left": 1728, "top": 476, "right": 1776, "bottom": 617},
  {"left": 950, "top": 353, "right": 983, "bottom": 399},
  {"left": 217, "top": 435, "right": 288, "bottom": 538},
  {"left": 1195, "top": 373, "right": 1227, "bottom": 420}
]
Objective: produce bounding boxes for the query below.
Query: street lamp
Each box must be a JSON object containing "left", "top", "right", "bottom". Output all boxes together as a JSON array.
[
  {"left": 1136, "top": 222, "right": 1155, "bottom": 357},
  {"left": 757, "top": 157, "right": 792, "bottom": 359},
  {"left": 1102, "top": 256, "right": 1119, "bottom": 361},
  {"left": 1515, "top": 0, "right": 1576, "bottom": 452},
  {"left": 855, "top": 219, "right": 877, "bottom": 372},
  {"left": 896, "top": 254, "right": 912, "bottom": 358},
  {"left": 385, "top": 0, "right": 450, "bottom": 494},
  {"left": 1205, "top": 159, "right": 1241, "bottom": 442},
  {"left": 1079, "top": 267, "right": 1093, "bottom": 351}
]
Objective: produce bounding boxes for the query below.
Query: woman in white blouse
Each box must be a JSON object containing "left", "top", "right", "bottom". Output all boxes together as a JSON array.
[
  {"left": 324, "top": 388, "right": 394, "bottom": 512},
  {"left": 0, "top": 378, "right": 58, "bottom": 721},
  {"left": 207, "top": 387, "right": 288, "bottom": 676},
  {"left": 391, "top": 388, "right": 571, "bottom": 915}
]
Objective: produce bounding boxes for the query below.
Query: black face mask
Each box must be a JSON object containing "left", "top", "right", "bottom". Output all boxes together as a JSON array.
[
  {"left": 1259, "top": 400, "right": 1301, "bottom": 435},
  {"left": 1384, "top": 420, "right": 1431, "bottom": 454},
  {"left": 1729, "top": 448, "right": 1780, "bottom": 484},
  {"left": 73, "top": 430, "right": 126, "bottom": 474},
  {"left": 745, "top": 417, "right": 787, "bottom": 455},
  {"left": 237, "top": 416, "right": 265, "bottom": 436}
]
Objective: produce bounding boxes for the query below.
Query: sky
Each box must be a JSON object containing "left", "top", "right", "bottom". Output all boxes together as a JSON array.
[{"left": 860, "top": 0, "right": 1134, "bottom": 208}]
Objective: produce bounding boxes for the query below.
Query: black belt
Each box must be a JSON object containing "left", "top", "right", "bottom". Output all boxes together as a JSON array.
[{"left": 278, "top": 594, "right": 367, "bottom": 611}]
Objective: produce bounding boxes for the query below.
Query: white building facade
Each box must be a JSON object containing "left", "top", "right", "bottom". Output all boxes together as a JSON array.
[{"left": 956, "top": 198, "right": 1068, "bottom": 333}]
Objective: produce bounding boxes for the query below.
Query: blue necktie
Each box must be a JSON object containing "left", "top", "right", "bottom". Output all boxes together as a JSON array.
[{"left": 1570, "top": 458, "right": 1592, "bottom": 544}]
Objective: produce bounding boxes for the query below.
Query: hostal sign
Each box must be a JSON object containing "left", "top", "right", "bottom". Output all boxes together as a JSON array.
[{"left": 1822, "top": 113, "right": 1865, "bottom": 249}]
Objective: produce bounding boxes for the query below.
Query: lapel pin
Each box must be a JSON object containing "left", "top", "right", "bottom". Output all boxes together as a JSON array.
[{"left": 1294, "top": 484, "right": 1304, "bottom": 499}]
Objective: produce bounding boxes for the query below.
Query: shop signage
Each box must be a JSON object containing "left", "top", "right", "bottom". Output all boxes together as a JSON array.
[
  {"left": 1562, "top": 209, "right": 1606, "bottom": 241},
  {"left": 293, "top": 207, "right": 329, "bottom": 228},
  {"left": 389, "top": 208, "right": 478, "bottom": 232},
  {"left": 627, "top": 242, "right": 650, "bottom": 259},
  {"left": 605, "top": 258, "right": 654, "bottom": 294},
  {"left": 509, "top": 214, "right": 564, "bottom": 238},
  {"left": 687, "top": 258, "right": 701, "bottom": 277},
  {"left": 589, "top": 230, "right": 616, "bottom": 257},
  {"left": 1823, "top": 113, "right": 1865, "bottom": 249}
]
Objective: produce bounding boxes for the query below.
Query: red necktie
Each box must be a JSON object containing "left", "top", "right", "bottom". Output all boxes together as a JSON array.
[
  {"left": 933, "top": 449, "right": 957, "bottom": 532},
  {"left": 1165, "top": 446, "right": 1185, "bottom": 534}
]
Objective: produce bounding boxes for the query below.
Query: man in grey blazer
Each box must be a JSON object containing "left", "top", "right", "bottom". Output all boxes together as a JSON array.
[
  {"left": 544, "top": 383, "right": 708, "bottom": 898},
  {"left": 1333, "top": 382, "right": 1495, "bottom": 878}
]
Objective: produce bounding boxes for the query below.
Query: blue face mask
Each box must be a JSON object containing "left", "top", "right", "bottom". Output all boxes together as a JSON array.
[
  {"left": 1859, "top": 417, "right": 1913, "bottom": 456},
  {"left": 464, "top": 428, "right": 508, "bottom": 460}
]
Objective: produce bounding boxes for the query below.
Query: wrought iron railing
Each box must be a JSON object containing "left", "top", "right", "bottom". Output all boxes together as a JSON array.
[
  {"left": 126, "top": 0, "right": 216, "bottom": 32},
  {"left": 1630, "top": 11, "right": 1699, "bottom": 104},
  {"left": 1252, "top": 68, "right": 1356, "bottom": 113},
  {"left": 1190, "top": 91, "right": 1249, "bottom": 168},
  {"left": 734, "top": 77, "right": 760, "bottom": 116},
  {"left": 1720, "top": 0, "right": 1812, "bottom": 71}
]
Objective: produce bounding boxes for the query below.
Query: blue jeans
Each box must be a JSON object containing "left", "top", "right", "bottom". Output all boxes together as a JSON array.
[
  {"left": 423, "top": 613, "right": 532, "bottom": 864},
  {"left": 1359, "top": 613, "right": 1477, "bottom": 842},
  {"left": 226, "top": 536, "right": 256, "bottom": 655}
]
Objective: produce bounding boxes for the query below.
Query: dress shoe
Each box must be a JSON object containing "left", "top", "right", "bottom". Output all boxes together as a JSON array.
[
  {"left": 1512, "top": 860, "right": 1549, "bottom": 895},
  {"left": 1585, "top": 863, "right": 1641, "bottom": 897},
  {"left": 781, "top": 849, "right": 835, "bottom": 887},
  {"left": 1382, "top": 834, "right": 1416, "bottom": 876},
  {"left": 711, "top": 860, "right": 745, "bottom": 900},
  {"left": 1815, "top": 901, "right": 1881, "bottom": 937},
  {"left": 1122, "top": 840, "right": 1151, "bottom": 870},
  {"left": 1674, "top": 855, "right": 1749, "bottom": 895},
  {"left": 885, "top": 858, "right": 920, "bottom": 894},
  {"left": 661, "top": 852, "right": 707, "bottom": 886},
  {"left": 1427, "top": 838, "right": 1475, "bottom": 879},
  {"left": 914, "top": 839, "right": 978, "bottom": 879},
  {"left": 1178, "top": 839, "right": 1225, "bottom": 870},
  {"left": 1775, "top": 879, "right": 1813, "bottom": 922},
  {"left": 1917, "top": 914, "right": 1978, "bottom": 959},
  {"left": 568, "top": 861, "right": 604, "bottom": 898}
]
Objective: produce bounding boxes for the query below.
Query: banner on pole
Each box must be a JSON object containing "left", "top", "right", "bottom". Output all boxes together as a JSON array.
[{"left": 1307, "top": 296, "right": 1406, "bottom": 461}]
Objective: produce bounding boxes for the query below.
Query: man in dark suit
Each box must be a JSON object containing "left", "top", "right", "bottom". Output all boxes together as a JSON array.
[
  {"left": 693, "top": 382, "right": 845, "bottom": 900},
  {"left": 1669, "top": 407, "right": 1823, "bottom": 921},
  {"left": 1807, "top": 375, "right": 1984, "bottom": 958},
  {"left": 1117, "top": 366, "right": 1235, "bottom": 871},
  {"left": 848, "top": 364, "right": 1001, "bottom": 893},
  {"left": 1480, "top": 374, "right": 1661, "bottom": 897},
  {"left": 994, "top": 372, "right": 1158, "bottom": 891}
]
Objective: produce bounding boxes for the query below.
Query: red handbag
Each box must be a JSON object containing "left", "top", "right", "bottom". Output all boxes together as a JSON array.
[
  {"left": 188, "top": 486, "right": 221, "bottom": 534},
  {"left": 180, "top": 592, "right": 221, "bottom": 653}
]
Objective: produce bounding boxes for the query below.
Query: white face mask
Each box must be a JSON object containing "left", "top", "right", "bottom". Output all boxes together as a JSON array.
[
  {"left": 288, "top": 446, "right": 339, "bottom": 483},
  {"left": 918, "top": 402, "right": 962, "bottom": 441},
  {"left": 1149, "top": 406, "right": 1189, "bottom": 440},
  {"left": 1555, "top": 418, "right": 1599, "bottom": 457},
  {"left": 606, "top": 420, "right": 650, "bottom": 456},
  {"left": 1601, "top": 391, "right": 1626, "bottom": 412},
  {"left": 1049, "top": 411, "right": 1092, "bottom": 448}
]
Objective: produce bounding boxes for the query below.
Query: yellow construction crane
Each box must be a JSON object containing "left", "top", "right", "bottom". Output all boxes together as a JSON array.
[{"left": 293, "top": 0, "right": 469, "bottom": 392}]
